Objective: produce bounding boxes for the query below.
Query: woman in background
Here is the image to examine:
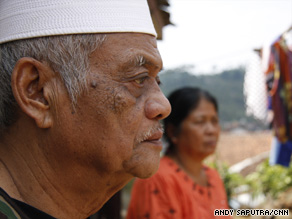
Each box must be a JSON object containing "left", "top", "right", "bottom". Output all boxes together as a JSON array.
[{"left": 127, "top": 87, "right": 231, "bottom": 219}]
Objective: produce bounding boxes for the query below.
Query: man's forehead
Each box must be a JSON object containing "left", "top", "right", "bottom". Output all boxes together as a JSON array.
[
  {"left": 104, "top": 32, "right": 158, "bottom": 47},
  {"left": 91, "top": 33, "right": 162, "bottom": 70},
  {"left": 117, "top": 49, "right": 162, "bottom": 74}
]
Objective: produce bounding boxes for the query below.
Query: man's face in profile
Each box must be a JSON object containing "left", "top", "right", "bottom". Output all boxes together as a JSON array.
[{"left": 46, "top": 33, "right": 171, "bottom": 182}]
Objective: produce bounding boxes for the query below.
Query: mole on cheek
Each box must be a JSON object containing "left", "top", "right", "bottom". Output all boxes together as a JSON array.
[{"left": 90, "top": 80, "right": 98, "bottom": 88}]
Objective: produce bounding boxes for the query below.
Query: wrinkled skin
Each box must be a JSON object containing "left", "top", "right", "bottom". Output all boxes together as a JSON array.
[{"left": 46, "top": 33, "right": 171, "bottom": 180}]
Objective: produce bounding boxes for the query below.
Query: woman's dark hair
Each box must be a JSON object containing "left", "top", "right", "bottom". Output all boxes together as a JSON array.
[{"left": 163, "top": 87, "right": 218, "bottom": 153}]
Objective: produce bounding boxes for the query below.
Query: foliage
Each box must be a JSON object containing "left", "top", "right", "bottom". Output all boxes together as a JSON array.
[
  {"left": 245, "top": 159, "right": 292, "bottom": 199},
  {"left": 220, "top": 164, "right": 244, "bottom": 203},
  {"left": 208, "top": 158, "right": 292, "bottom": 207},
  {"left": 207, "top": 160, "right": 244, "bottom": 203}
]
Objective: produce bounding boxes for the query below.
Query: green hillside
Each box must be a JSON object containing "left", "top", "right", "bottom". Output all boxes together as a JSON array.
[{"left": 160, "top": 67, "right": 265, "bottom": 129}]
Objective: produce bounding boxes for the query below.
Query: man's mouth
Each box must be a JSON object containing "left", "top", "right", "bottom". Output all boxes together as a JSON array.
[
  {"left": 144, "top": 130, "right": 163, "bottom": 142},
  {"left": 136, "top": 124, "right": 164, "bottom": 145}
]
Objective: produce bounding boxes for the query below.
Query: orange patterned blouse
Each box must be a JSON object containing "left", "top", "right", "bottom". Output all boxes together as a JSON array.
[{"left": 127, "top": 156, "right": 231, "bottom": 219}]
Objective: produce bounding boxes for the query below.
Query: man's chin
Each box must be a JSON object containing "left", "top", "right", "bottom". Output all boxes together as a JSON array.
[
  {"left": 124, "top": 155, "right": 161, "bottom": 179},
  {"left": 136, "top": 169, "right": 158, "bottom": 179},
  {"left": 136, "top": 157, "right": 161, "bottom": 178}
]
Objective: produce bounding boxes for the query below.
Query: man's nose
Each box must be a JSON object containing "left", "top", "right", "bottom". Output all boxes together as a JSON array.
[{"left": 145, "top": 88, "right": 171, "bottom": 120}]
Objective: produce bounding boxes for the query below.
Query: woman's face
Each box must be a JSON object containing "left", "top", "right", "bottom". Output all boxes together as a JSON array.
[{"left": 174, "top": 98, "right": 220, "bottom": 159}]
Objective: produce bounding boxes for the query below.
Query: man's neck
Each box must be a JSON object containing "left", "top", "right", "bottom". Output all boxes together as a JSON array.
[
  {"left": 0, "top": 146, "right": 111, "bottom": 218},
  {"left": 0, "top": 120, "right": 131, "bottom": 218},
  {"left": 0, "top": 160, "right": 23, "bottom": 201},
  {"left": 0, "top": 131, "right": 100, "bottom": 218}
]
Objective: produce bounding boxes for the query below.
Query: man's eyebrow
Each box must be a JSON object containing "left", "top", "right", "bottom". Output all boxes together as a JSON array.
[
  {"left": 133, "top": 54, "right": 161, "bottom": 70},
  {"left": 135, "top": 54, "right": 146, "bottom": 67}
]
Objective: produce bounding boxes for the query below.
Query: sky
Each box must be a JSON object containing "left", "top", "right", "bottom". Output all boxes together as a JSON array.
[{"left": 157, "top": 0, "right": 292, "bottom": 74}]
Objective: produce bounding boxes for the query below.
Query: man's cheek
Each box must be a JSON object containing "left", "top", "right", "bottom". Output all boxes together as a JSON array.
[{"left": 110, "top": 85, "right": 139, "bottom": 114}]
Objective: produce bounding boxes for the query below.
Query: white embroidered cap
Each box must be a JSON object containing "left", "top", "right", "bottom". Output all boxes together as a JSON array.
[{"left": 0, "top": 0, "right": 157, "bottom": 44}]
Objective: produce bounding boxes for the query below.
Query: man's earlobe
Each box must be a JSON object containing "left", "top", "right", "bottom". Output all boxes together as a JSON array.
[{"left": 11, "top": 57, "right": 54, "bottom": 128}]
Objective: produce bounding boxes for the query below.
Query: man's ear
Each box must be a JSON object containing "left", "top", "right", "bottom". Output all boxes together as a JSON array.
[{"left": 11, "top": 57, "right": 55, "bottom": 128}]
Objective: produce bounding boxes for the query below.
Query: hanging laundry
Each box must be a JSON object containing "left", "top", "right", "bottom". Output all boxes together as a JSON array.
[
  {"left": 266, "top": 35, "right": 292, "bottom": 143},
  {"left": 244, "top": 49, "right": 268, "bottom": 122},
  {"left": 266, "top": 27, "right": 292, "bottom": 167},
  {"left": 269, "top": 136, "right": 292, "bottom": 167}
]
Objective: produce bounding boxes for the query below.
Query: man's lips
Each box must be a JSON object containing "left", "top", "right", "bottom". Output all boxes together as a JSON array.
[
  {"left": 137, "top": 128, "right": 163, "bottom": 151},
  {"left": 144, "top": 130, "right": 163, "bottom": 142}
]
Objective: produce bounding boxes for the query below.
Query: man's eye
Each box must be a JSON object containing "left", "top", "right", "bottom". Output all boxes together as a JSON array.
[
  {"left": 156, "top": 76, "right": 162, "bottom": 85},
  {"left": 134, "top": 77, "right": 147, "bottom": 85}
]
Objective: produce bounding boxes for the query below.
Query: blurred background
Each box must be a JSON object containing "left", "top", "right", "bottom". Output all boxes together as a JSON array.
[
  {"left": 97, "top": 1, "right": 292, "bottom": 218},
  {"left": 157, "top": 0, "right": 292, "bottom": 74}
]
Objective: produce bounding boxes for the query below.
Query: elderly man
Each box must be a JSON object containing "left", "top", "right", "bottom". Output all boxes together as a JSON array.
[{"left": 0, "top": 0, "right": 171, "bottom": 218}]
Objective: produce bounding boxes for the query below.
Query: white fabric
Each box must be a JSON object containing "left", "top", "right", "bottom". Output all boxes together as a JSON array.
[
  {"left": 243, "top": 52, "right": 268, "bottom": 122},
  {"left": 0, "top": 0, "right": 157, "bottom": 44}
]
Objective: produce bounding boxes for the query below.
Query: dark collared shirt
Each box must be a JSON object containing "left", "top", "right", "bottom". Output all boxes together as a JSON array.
[{"left": 0, "top": 187, "right": 55, "bottom": 219}]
